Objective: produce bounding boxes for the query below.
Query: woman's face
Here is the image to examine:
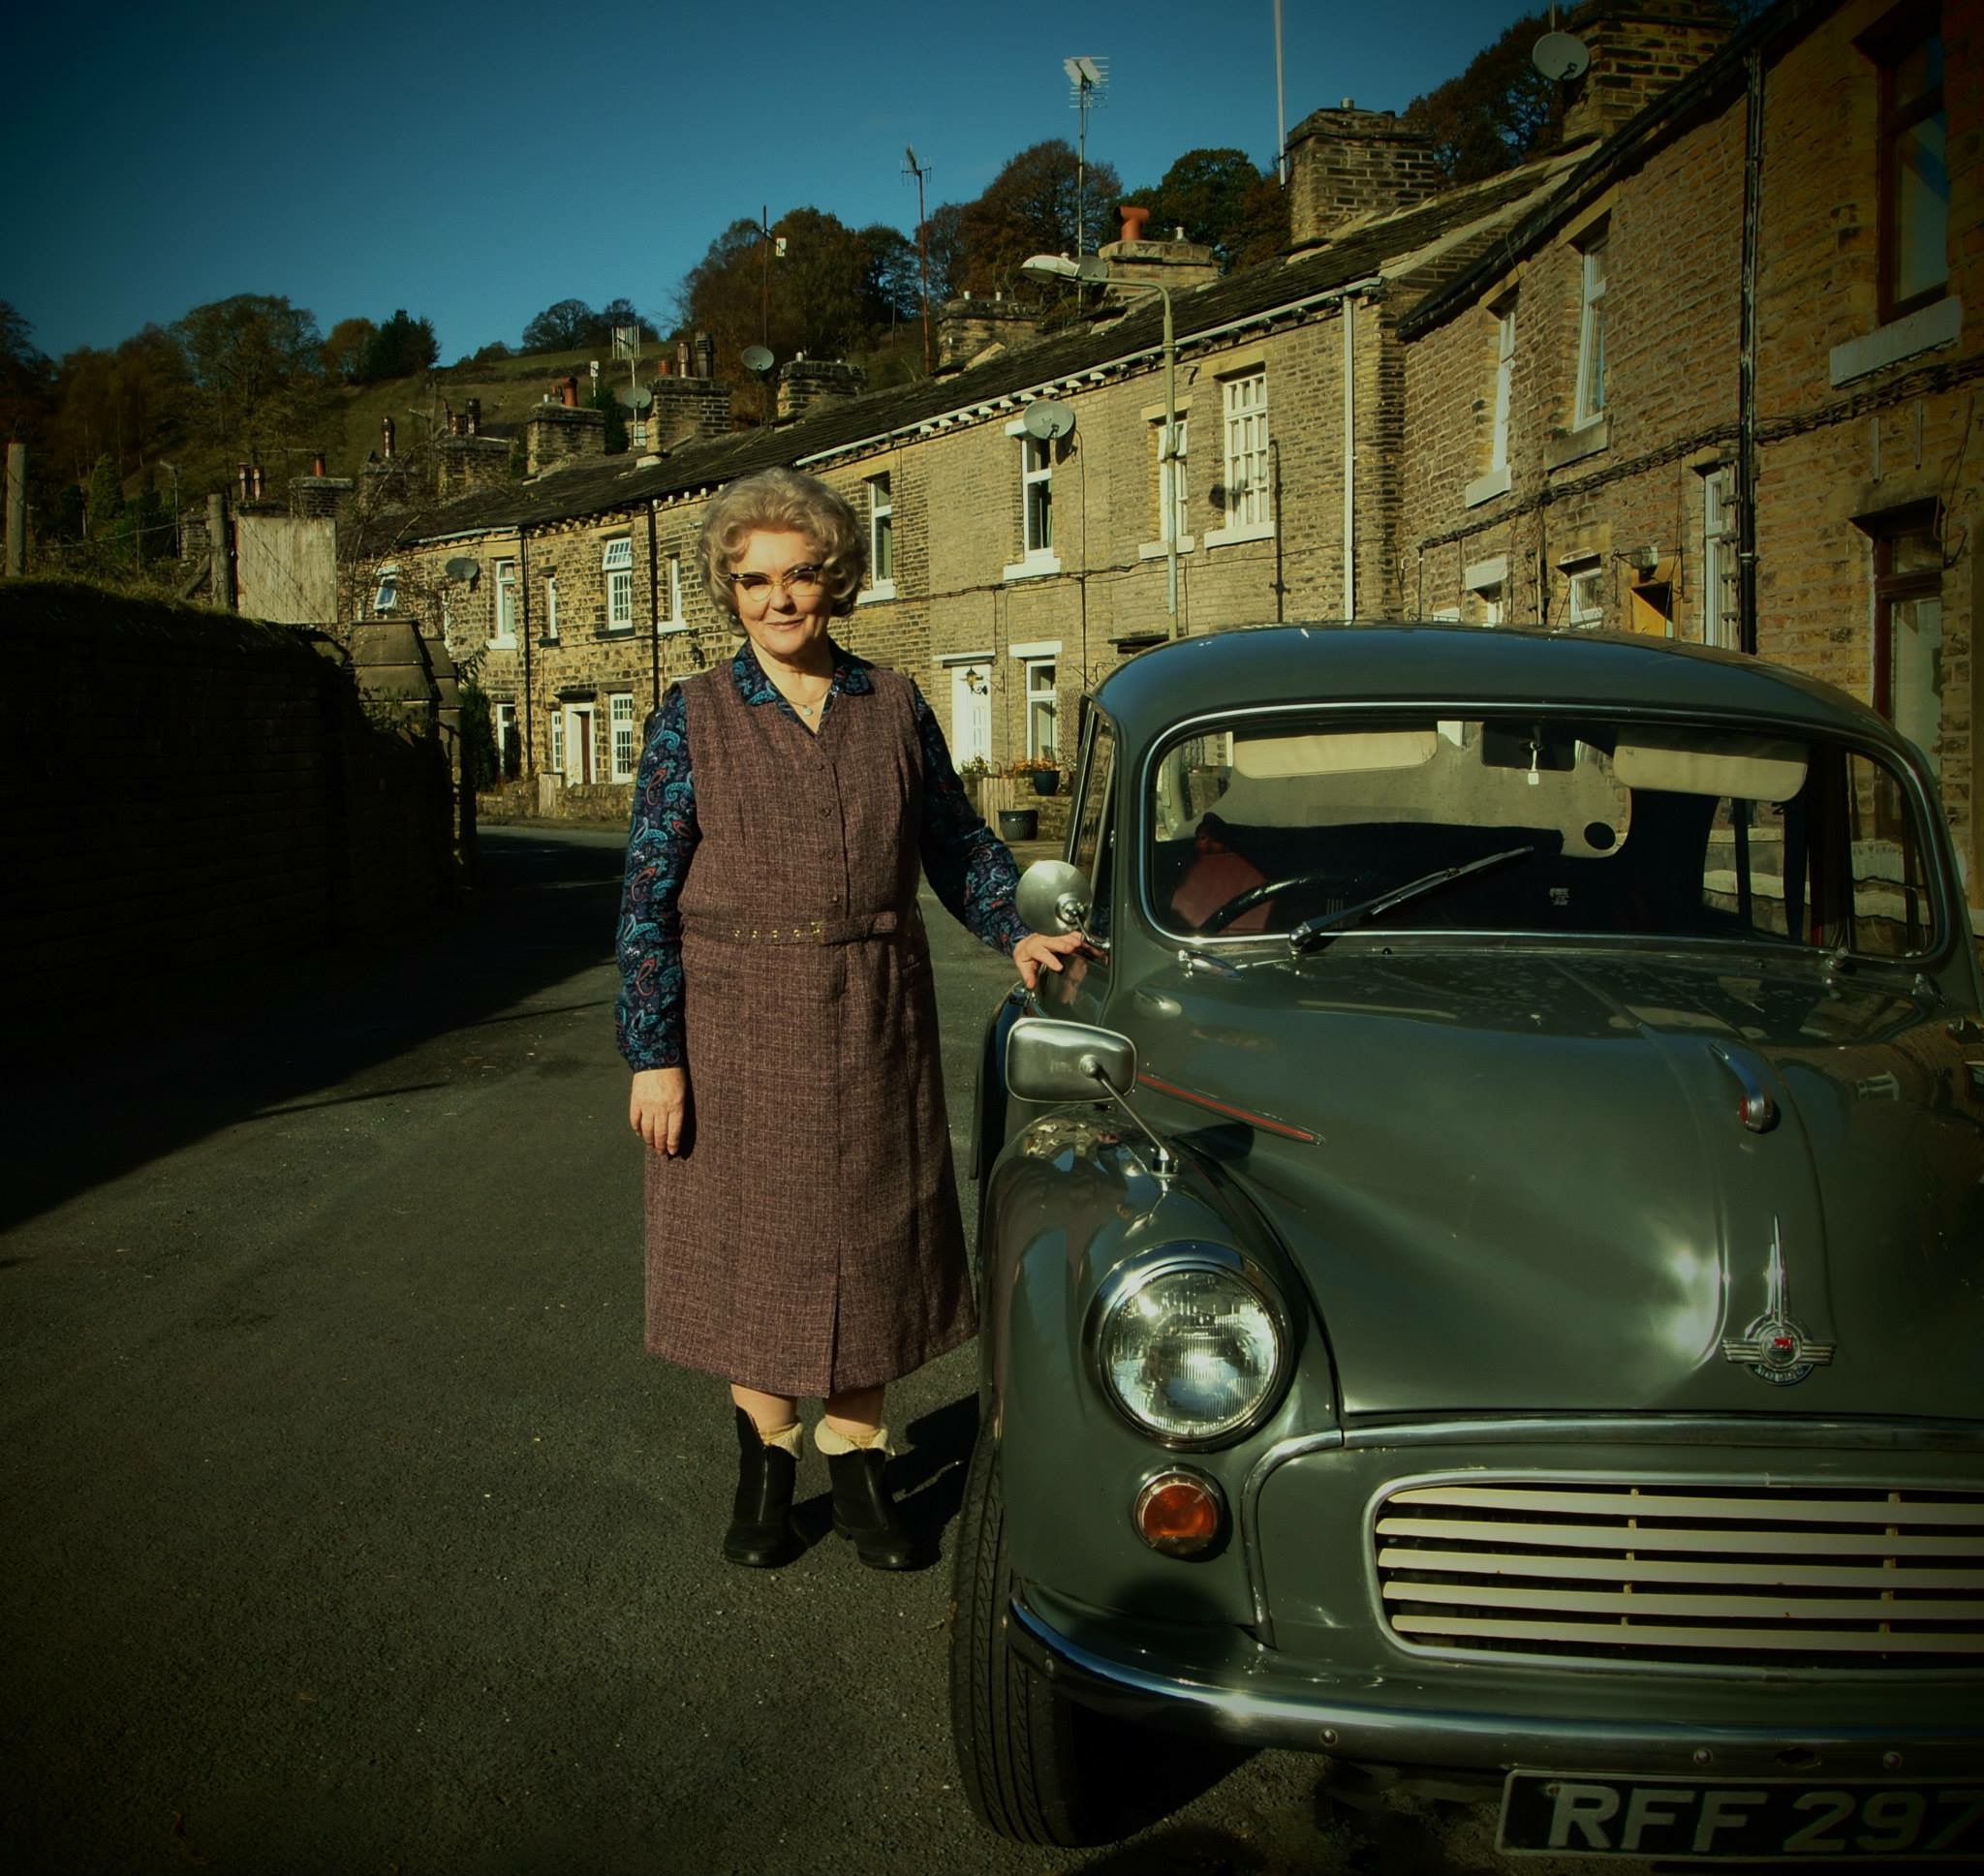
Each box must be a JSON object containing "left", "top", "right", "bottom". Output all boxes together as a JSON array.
[{"left": 728, "top": 529, "right": 834, "bottom": 666}]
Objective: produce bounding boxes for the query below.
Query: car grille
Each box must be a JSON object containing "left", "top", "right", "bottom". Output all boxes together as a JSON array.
[{"left": 1375, "top": 1481, "right": 1984, "bottom": 1670}]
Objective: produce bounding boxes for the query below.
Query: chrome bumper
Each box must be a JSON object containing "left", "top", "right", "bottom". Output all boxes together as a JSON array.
[{"left": 1007, "top": 1587, "right": 1984, "bottom": 1780}]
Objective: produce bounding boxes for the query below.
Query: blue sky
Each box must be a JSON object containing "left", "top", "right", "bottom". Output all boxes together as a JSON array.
[{"left": 4, "top": 0, "right": 1536, "bottom": 364}]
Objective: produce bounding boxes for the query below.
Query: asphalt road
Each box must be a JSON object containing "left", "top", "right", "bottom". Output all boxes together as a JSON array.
[{"left": 0, "top": 824, "right": 1657, "bottom": 1876}]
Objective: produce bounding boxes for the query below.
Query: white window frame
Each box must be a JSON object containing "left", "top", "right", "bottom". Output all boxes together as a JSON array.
[
  {"left": 1140, "top": 413, "right": 1193, "bottom": 561},
  {"left": 491, "top": 559, "right": 518, "bottom": 647},
  {"left": 542, "top": 573, "right": 559, "bottom": 641},
  {"left": 548, "top": 705, "right": 565, "bottom": 777},
  {"left": 609, "top": 692, "right": 636, "bottom": 784},
  {"left": 863, "top": 473, "right": 896, "bottom": 600},
  {"left": 1205, "top": 370, "right": 1273, "bottom": 546},
  {"left": 373, "top": 564, "right": 399, "bottom": 614},
  {"left": 494, "top": 699, "right": 517, "bottom": 773},
  {"left": 1024, "top": 657, "right": 1059, "bottom": 761},
  {"left": 1574, "top": 239, "right": 1609, "bottom": 428},
  {"left": 1491, "top": 302, "right": 1515, "bottom": 471},
  {"left": 1002, "top": 421, "right": 1060, "bottom": 578},
  {"left": 604, "top": 537, "right": 634, "bottom": 630},
  {"left": 1563, "top": 553, "right": 1605, "bottom": 629},
  {"left": 1701, "top": 467, "right": 1741, "bottom": 651},
  {"left": 1465, "top": 554, "right": 1509, "bottom": 628},
  {"left": 658, "top": 554, "right": 685, "bottom": 632}
]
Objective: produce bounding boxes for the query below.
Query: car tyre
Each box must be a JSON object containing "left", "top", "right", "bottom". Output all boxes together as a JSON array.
[{"left": 948, "top": 1427, "right": 1136, "bottom": 1846}]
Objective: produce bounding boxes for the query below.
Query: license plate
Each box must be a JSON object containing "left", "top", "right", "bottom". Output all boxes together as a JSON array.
[{"left": 1498, "top": 1772, "right": 1984, "bottom": 1861}]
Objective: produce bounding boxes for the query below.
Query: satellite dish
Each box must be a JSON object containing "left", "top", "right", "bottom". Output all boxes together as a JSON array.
[
  {"left": 741, "top": 345, "right": 776, "bottom": 376},
  {"left": 1022, "top": 400, "right": 1076, "bottom": 442},
  {"left": 444, "top": 556, "right": 480, "bottom": 581},
  {"left": 1533, "top": 30, "right": 1591, "bottom": 81}
]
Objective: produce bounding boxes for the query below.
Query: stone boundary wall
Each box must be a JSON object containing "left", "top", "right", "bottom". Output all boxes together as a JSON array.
[{"left": 0, "top": 583, "right": 457, "bottom": 1008}]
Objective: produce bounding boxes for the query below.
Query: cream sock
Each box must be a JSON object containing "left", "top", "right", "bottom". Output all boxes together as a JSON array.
[
  {"left": 814, "top": 1421, "right": 892, "bottom": 1457},
  {"left": 757, "top": 1420, "right": 803, "bottom": 1458}
]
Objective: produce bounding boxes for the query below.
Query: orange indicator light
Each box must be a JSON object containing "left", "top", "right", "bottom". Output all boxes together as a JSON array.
[{"left": 1134, "top": 1471, "right": 1224, "bottom": 1556}]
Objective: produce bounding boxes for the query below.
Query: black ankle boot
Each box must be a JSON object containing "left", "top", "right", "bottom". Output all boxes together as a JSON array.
[
  {"left": 724, "top": 1407, "right": 798, "bottom": 1568},
  {"left": 825, "top": 1446, "right": 916, "bottom": 1570}
]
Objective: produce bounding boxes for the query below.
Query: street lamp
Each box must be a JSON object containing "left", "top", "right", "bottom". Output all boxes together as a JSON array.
[{"left": 1022, "top": 252, "right": 1180, "bottom": 626}]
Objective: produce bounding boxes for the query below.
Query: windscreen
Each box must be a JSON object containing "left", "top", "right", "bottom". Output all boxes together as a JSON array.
[{"left": 1148, "top": 715, "right": 1937, "bottom": 955}]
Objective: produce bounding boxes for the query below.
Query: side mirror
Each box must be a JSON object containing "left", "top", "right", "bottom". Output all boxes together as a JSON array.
[
  {"left": 1016, "top": 860, "right": 1093, "bottom": 938},
  {"left": 1006, "top": 1016, "right": 1135, "bottom": 1104}
]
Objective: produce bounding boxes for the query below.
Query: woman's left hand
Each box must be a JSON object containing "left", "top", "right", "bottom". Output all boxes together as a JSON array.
[{"left": 1012, "top": 928, "right": 1090, "bottom": 989}]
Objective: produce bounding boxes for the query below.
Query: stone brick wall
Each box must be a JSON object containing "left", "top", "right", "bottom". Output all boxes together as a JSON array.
[
  {"left": 0, "top": 582, "right": 457, "bottom": 1008},
  {"left": 1398, "top": 0, "right": 1981, "bottom": 889},
  {"left": 649, "top": 372, "right": 732, "bottom": 449},
  {"left": 1560, "top": 1, "right": 1734, "bottom": 144},
  {"left": 525, "top": 404, "right": 606, "bottom": 476}
]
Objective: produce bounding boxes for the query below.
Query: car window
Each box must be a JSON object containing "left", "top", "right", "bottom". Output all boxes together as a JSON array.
[{"left": 1146, "top": 714, "right": 1941, "bottom": 956}]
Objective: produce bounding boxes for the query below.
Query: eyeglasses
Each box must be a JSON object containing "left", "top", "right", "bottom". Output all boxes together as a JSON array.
[{"left": 727, "top": 565, "right": 825, "bottom": 603}]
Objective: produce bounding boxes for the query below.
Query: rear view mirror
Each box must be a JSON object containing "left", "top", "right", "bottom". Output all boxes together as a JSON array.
[
  {"left": 1006, "top": 1017, "right": 1136, "bottom": 1104},
  {"left": 1016, "top": 860, "right": 1093, "bottom": 937}
]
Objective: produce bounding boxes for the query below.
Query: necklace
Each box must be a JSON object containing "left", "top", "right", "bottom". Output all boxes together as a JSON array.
[{"left": 777, "top": 677, "right": 830, "bottom": 720}]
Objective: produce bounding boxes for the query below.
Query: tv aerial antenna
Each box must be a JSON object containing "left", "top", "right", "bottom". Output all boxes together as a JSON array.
[
  {"left": 1064, "top": 56, "right": 1108, "bottom": 256},
  {"left": 904, "top": 144, "right": 934, "bottom": 375}
]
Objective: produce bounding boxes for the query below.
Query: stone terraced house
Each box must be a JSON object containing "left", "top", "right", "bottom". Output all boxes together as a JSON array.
[{"left": 343, "top": 0, "right": 1976, "bottom": 904}]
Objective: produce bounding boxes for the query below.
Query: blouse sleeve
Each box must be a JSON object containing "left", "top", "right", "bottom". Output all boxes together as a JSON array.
[
  {"left": 615, "top": 686, "right": 698, "bottom": 1069},
  {"left": 914, "top": 681, "right": 1029, "bottom": 955}
]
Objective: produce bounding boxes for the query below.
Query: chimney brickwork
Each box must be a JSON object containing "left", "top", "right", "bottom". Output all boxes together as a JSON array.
[
  {"left": 936, "top": 295, "right": 1045, "bottom": 374},
  {"left": 776, "top": 358, "right": 868, "bottom": 421},
  {"left": 1286, "top": 106, "right": 1443, "bottom": 247},
  {"left": 526, "top": 403, "right": 607, "bottom": 476},
  {"left": 1560, "top": 1, "right": 1734, "bottom": 143}
]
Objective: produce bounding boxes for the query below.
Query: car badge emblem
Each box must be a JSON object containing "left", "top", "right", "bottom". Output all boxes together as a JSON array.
[{"left": 1720, "top": 1218, "right": 1835, "bottom": 1386}]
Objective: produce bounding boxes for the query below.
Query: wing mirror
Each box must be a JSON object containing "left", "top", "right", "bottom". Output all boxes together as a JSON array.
[
  {"left": 1005, "top": 1017, "right": 1175, "bottom": 1177},
  {"left": 1016, "top": 860, "right": 1093, "bottom": 938}
]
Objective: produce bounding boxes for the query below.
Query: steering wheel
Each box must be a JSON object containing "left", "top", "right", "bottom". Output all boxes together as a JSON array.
[{"left": 1199, "top": 868, "right": 1354, "bottom": 935}]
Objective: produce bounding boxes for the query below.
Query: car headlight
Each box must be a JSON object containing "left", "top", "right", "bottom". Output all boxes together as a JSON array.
[{"left": 1090, "top": 1251, "right": 1289, "bottom": 1447}]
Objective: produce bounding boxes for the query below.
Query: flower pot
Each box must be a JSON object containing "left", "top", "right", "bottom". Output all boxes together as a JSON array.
[
  {"left": 1031, "top": 769, "right": 1060, "bottom": 796},
  {"left": 997, "top": 808, "right": 1039, "bottom": 842}
]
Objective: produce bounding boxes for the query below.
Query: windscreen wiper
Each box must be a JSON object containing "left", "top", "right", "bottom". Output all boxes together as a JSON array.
[{"left": 1289, "top": 845, "right": 1536, "bottom": 955}]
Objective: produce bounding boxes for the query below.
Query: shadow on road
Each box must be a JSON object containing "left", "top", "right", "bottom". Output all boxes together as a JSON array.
[
  {"left": 0, "top": 826, "right": 626, "bottom": 1232},
  {"left": 790, "top": 1392, "right": 980, "bottom": 1570}
]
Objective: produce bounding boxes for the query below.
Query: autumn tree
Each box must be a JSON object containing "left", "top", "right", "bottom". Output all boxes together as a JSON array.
[
  {"left": 172, "top": 293, "right": 325, "bottom": 455},
  {"left": 955, "top": 139, "right": 1123, "bottom": 296},
  {"left": 1407, "top": 10, "right": 1565, "bottom": 182},
  {"left": 520, "top": 298, "right": 599, "bottom": 352},
  {"left": 1130, "top": 148, "right": 1287, "bottom": 269},
  {"left": 322, "top": 318, "right": 378, "bottom": 383},
  {"left": 0, "top": 301, "right": 53, "bottom": 446}
]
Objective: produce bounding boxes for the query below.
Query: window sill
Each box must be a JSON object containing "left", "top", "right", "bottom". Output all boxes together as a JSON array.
[
  {"left": 857, "top": 580, "right": 898, "bottom": 604},
  {"left": 1002, "top": 554, "right": 1062, "bottom": 581},
  {"left": 658, "top": 620, "right": 688, "bottom": 635},
  {"left": 538, "top": 635, "right": 560, "bottom": 648},
  {"left": 487, "top": 636, "right": 517, "bottom": 651},
  {"left": 1465, "top": 465, "right": 1511, "bottom": 507},
  {"left": 1138, "top": 537, "right": 1195, "bottom": 560},
  {"left": 1829, "top": 295, "right": 1963, "bottom": 386},
  {"left": 596, "top": 625, "right": 636, "bottom": 638},
  {"left": 1201, "top": 520, "right": 1275, "bottom": 549},
  {"left": 1546, "top": 416, "right": 1610, "bottom": 472}
]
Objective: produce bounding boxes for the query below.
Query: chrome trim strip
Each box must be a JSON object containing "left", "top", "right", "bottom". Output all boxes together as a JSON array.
[
  {"left": 1708, "top": 1040, "right": 1780, "bottom": 1131},
  {"left": 1238, "top": 1430, "right": 1347, "bottom": 1645},
  {"left": 1336, "top": 1416, "right": 1984, "bottom": 1452},
  {"left": 1005, "top": 1589, "right": 1984, "bottom": 1771}
]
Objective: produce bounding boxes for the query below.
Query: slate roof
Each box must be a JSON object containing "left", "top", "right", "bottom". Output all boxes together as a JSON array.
[
  {"left": 1400, "top": 0, "right": 1833, "bottom": 340},
  {"left": 406, "top": 156, "right": 1579, "bottom": 547}
]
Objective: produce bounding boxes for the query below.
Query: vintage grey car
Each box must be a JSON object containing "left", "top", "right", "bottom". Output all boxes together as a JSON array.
[{"left": 949, "top": 623, "right": 1984, "bottom": 1860}]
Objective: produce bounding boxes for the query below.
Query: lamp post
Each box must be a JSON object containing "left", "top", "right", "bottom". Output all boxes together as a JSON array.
[{"left": 1022, "top": 253, "right": 1179, "bottom": 630}]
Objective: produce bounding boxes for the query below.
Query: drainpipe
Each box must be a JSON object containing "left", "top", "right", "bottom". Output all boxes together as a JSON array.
[
  {"left": 518, "top": 532, "right": 534, "bottom": 777},
  {"left": 1737, "top": 46, "right": 1764, "bottom": 657},
  {"left": 646, "top": 502, "right": 662, "bottom": 718},
  {"left": 1342, "top": 293, "right": 1356, "bottom": 619},
  {"left": 1159, "top": 283, "right": 1179, "bottom": 631}
]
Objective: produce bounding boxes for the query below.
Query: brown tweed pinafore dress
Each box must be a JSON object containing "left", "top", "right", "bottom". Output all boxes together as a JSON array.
[{"left": 642, "top": 661, "right": 977, "bottom": 1396}]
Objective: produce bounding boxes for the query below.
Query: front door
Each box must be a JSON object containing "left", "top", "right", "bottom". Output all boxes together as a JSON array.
[
  {"left": 568, "top": 704, "right": 596, "bottom": 784},
  {"left": 949, "top": 663, "right": 992, "bottom": 768}
]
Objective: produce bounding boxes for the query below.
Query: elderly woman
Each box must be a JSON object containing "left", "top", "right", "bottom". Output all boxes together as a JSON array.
[{"left": 615, "top": 467, "right": 1080, "bottom": 1571}]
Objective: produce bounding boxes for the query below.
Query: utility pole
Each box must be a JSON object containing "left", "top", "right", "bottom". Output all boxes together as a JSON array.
[
  {"left": 5, "top": 444, "right": 25, "bottom": 577},
  {"left": 207, "top": 492, "right": 235, "bottom": 611},
  {"left": 905, "top": 146, "right": 934, "bottom": 376}
]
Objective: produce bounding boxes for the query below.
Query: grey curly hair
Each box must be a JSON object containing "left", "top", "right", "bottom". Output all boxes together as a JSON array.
[{"left": 698, "top": 467, "right": 867, "bottom": 621}]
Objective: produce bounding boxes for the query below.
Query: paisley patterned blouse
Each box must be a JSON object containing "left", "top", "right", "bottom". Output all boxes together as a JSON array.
[{"left": 615, "top": 639, "right": 1028, "bottom": 1071}]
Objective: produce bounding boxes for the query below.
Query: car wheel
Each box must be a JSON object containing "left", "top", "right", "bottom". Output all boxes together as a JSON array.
[{"left": 948, "top": 1426, "right": 1136, "bottom": 1846}]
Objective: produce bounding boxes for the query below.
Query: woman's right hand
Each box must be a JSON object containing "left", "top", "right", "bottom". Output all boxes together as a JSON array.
[{"left": 630, "top": 1066, "right": 690, "bottom": 1155}]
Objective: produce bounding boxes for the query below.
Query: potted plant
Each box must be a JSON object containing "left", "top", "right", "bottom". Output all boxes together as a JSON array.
[{"left": 1011, "top": 753, "right": 1060, "bottom": 796}]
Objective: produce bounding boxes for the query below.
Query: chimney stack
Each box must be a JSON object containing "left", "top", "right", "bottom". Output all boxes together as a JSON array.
[
  {"left": 1284, "top": 104, "right": 1442, "bottom": 248},
  {"left": 1559, "top": 1, "right": 1733, "bottom": 144}
]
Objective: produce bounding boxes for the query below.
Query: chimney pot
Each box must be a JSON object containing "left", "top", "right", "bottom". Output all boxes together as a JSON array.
[
  {"left": 1119, "top": 202, "right": 1152, "bottom": 242},
  {"left": 312, "top": 451, "right": 326, "bottom": 477},
  {"left": 382, "top": 415, "right": 396, "bottom": 458}
]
